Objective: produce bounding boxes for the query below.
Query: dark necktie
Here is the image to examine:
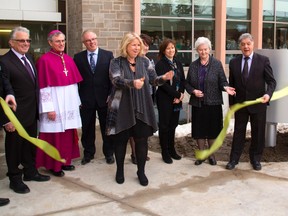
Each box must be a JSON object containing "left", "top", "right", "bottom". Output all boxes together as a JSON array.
[
  {"left": 242, "top": 56, "right": 249, "bottom": 83},
  {"left": 89, "top": 53, "right": 96, "bottom": 73},
  {"left": 21, "top": 56, "right": 35, "bottom": 82}
]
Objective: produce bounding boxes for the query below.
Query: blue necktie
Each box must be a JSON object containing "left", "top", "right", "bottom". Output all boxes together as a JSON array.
[
  {"left": 21, "top": 56, "right": 35, "bottom": 82},
  {"left": 89, "top": 53, "right": 96, "bottom": 73}
]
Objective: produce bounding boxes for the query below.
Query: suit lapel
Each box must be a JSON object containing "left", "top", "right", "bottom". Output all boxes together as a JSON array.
[
  {"left": 8, "top": 51, "right": 36, "bottom": 85},
  {"left": 82, "top": 50, "right": 94, "bottom": 75}
]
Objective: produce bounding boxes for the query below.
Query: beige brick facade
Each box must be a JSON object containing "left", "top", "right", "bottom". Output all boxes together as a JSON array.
[{"left": 67, "top": 0, "right": 134, "bottom": 57}]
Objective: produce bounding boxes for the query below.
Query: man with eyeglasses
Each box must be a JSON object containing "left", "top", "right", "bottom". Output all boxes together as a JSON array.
[
  {"left": 0, "top": 26, "right": 50, "bottom": 194},
  {"left": 74, "top": 30, "right": 115, "bottom": 165}
]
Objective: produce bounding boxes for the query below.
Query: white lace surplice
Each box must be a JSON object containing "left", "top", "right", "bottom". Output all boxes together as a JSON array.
[{"left": 39, "top": 84, "right": 82, "bottom": 132}]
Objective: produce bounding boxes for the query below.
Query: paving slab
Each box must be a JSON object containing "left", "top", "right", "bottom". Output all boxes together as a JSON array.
[{"left": 0, "top": 151, "right": 288, "bottom": 216}]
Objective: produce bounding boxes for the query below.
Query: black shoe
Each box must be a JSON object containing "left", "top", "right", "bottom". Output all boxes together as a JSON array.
[
  {"left": 106, "top": 156, "right": 115, "bottom": 164},
  {"left": 162, "top": 152, "right": 173, "bottom": 164},
  {"left": 62, "top": 165, "right": 75, "bottom": 171},
  {"left": 170, "top": 152, "right": 182, "bottom": 160},
  {"left": 208, "top": 158, "right": 217, "bottom": 166},
  {"left": 0, "top": 198, "right": 10, "bottom": 207},
  {"left": 23, "top": 173, "right": 50, "bottom": 182},
  {"left": 251, "top": 161, "right": 262, "bottom": 171},
  {"left": 81, "top": 158, "right": 91, "bottom": 165},
  {"left": 226, "top": 161, "right": 238, "bottom": 170},
  {"left": 50, "top": 170, "right": 65, "bottom": 177},
  {"left": 131, "top": 154, "right": 137, "bottom": 164},
  {"left": 9, "top": 180, "right": 30, "bottom": 194},
  {"left": 194, "top": 160, "right": 204, "bottom": 165},
  {"left": 137, "top": 171, "right": 149, "bottom": 186},
  {"left": 115, "top": 171, "right": 124, "bottom": 184}
]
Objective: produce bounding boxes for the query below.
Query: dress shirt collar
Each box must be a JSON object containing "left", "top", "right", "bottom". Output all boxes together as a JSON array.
[
  {"left": 87, "top": 47, "right": 99, "bottom": 56},
  {"left": 242, "top": 52, "right": 254, "bottom": 61},
  {"left": 11, "top": 48, "right": 27, "bottom": 60}
]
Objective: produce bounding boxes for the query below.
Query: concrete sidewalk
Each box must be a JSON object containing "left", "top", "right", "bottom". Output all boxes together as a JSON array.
[{"left": 0, "top": 151, "right": 288, "bottom": 216}]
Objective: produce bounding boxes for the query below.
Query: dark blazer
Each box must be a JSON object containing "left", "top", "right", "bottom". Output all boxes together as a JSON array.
[
  {"left": 185, "top": 56, "right": 228, "bottom": 107},
  {"left": 0, "top": 70, "right": 7, "bottom": 125},
  {"left": 229, "top": 53, "right": 276, "bottom": 113},
  {"left": 0, "top": 50, "right": 38, "bottom": 127},
  {"left": 155, "top": 57, "right": 185, "bottom": 106},
  {"left": 74, "top": 48, "right": 114, "bottom": 108}
]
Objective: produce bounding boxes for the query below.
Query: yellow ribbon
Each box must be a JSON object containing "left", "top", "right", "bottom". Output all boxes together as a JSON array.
[
  {"left": 195, "top": 86, "right": 288, "bottom": 160},
  {"left": 0, "top": 97, "right": 66, "bottom": 163}
]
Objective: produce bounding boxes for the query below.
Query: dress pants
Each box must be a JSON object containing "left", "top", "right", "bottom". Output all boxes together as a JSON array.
[
  {"left": 80, "top": 105, "right": 113, "bottom": 159},
  {"left": 5, "top": 121, "right": 37, "bottom": 179},
  {"left": 230, "top": 107, "right": 266, "bottom": 162}
]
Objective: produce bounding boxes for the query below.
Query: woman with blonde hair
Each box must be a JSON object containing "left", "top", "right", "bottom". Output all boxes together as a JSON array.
[{"left": 106, "top": 32, "right": 173, "bottom": 186}]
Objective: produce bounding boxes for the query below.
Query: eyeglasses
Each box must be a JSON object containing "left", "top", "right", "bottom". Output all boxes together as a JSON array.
[
  {"left": 83, "top": 38, "right": 97, "bottom": 43},
  {"left": 53, "top": 40, "right": 66, "bottom": 44},
  {"left": 13, "top": 39, "right": 32, "bottom": 43}
]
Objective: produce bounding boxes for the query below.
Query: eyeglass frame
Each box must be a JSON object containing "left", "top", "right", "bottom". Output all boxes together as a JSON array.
[
  {"left": 13, "top": 39, "right": 32, "bottom": 43},
  {"left": 83, "top": 38, "right": 97, "bottom": 43}
]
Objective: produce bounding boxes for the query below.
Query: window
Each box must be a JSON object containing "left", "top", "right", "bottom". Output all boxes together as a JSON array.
[
  {"left": 263, "top": 0, "right": 288, "bottom": 49},
  {"left": 141, "top": 0, "right": 215, "bottom": 67},
  {"left": 226, "top": 0, "right": 251, "bottom": 64}
]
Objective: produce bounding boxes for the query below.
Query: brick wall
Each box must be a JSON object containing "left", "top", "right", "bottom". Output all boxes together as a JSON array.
[{"left": 67, "top": 0, "right": 134, "bottom": 57}]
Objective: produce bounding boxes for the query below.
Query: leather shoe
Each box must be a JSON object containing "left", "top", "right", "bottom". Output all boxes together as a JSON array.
[
  {"left": 162, "top": 152, "right": 173, "bottom": 164},
  {"left": 252, "top": 161, "right": 262, "bottom": 171},
  {"left": 208, "top": 158, "right": 217, "bottom": 166},
  {"left": 170, "top": 152, "right": 182, "bottom": 160},
  {"left": 9, "top": 180, "right": 30, "bottom": 194},
  {"left": 106, "top": 156, "right": 115, "bottom": 164},
  {"left": 62, "top": 165, "right": 75, "bottom": 171},
  {"left": 50, "top": 170, "right": 65, "bottom": 177},
  {"left": 23, "top": 173, "right": 50, "bottom": 182},
  {"left": 226, "top": 161, "right": 238, "bottom": 170},
  {"left": 194, "top": 160, "right": 204, "bottom": 165},
  {"left": 81, "top": 158, "right": 91, "bottom": 165},
  {"left": 0, "top": 198, "right": 10, "bottom": 206}
]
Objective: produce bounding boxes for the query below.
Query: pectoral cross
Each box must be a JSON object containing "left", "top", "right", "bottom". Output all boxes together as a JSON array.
[{"left": 63, "top": 68, "right": 68, "bottom": 76}]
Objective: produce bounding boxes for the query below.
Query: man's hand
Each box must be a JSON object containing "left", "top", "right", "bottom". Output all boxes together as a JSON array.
[
  {"left": 4, "top": 122, "right": 15, "bottom": 132},
  {"left": 5, "top": 95, "right": 17, "bottom": 111},
  {"left": 261, "top": 94, "right": 270, "bottom": 103}
]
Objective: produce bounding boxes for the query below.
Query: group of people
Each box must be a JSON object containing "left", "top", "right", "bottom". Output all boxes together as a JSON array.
[{"left": 0, "top": 26, "right": 277, "bottom": 206}]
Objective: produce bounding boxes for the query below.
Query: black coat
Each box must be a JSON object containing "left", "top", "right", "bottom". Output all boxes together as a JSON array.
[
  {"left": 74, "top": 48, "right": 114, "bottom": 108},
  {"left": 0, "top": 50, "right": 38, "bottom": 127}
]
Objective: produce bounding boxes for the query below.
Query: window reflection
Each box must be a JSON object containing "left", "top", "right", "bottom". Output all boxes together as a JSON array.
[
  {"left": 276, "top": 25, "right": 288, "bottom": 49},
  {"left": 141, "top": 18, "right": 192, "bottom": 50},
  {"left": 276, "top": 0, "right": 288, "bottom": 22},
  {"left": 226, "top": 0, "right": 251, "bottom": 20},
  {"left": 263, "top": 0, "right": 274, "bottom": 21},
  {"left": 194, "top": 20, "right": 215, "bottom": 46},
  {"left": 263, "top": 23, "right": 274, "bottom": 49},
  {"left": 194, "top": 0, "right": 214, "bottom": 18},
  {"left": 141, "top": 0, "right": 192, "bottom": 17},
  {"left": 226, "top": 22, "right": 250, "bottom": 50}
]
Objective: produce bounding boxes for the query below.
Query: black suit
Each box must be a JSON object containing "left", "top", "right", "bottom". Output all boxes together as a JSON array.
[
  {"left": 74, "top": 48, "right": 114, "bottom": 159},
  {"left": 228, "top": 53, "right": 276, "bottom": 162},
  {"left": 0, "top": 50, "right": 38, "bottom": 180}
]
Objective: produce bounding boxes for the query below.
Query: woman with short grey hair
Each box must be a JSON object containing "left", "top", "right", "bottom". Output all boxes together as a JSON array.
[{"left": 185, "top": 37, "right": 235, "bottom": 166}]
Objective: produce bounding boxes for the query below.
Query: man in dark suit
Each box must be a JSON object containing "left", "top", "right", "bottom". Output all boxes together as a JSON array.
[
  {"left": 74, "top": 30, "right": 114, "bottom": 165},
  {"left": 0, "top": 64, "right": 16, "bottom": 206},
  {"left": 226, "top": 33, "right": 276, "bottom": 171},
  {"left": 0, "top": 26, "right": 50, "bottom": 194}
]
